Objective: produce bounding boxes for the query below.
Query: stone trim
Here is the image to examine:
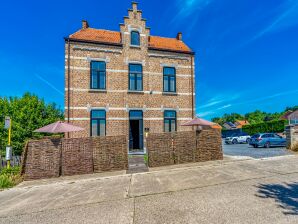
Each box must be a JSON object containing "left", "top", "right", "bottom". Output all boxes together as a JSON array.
[
  {"left": 72, "top": 45, "right": 122, "bottom": 54},
  {"left": 65, "top": 117, "right": 193, "bottom": 121},
  {"left": 148, "top": 53, "right": 190, "bottom": 61},
  {"left": 65, "top": 106, "right": 193, "bottom": 111},
  {"left": 65, "top": 88, "right": 195, "bottom": 96}
]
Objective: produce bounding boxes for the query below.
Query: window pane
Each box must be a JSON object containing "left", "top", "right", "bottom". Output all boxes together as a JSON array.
[
  {"left": 165, "top": 111, "right": 176, "bottom": 118},
  {"left": 91, "top": 110, "right": 106, "bottom": 119},
  {"left": 91, "top": 73, "right": 98, "bottom": 89},
  {"left": 99, "top": 120, "right": 106, "bottom": 136},
  {"left": 99, "top": 72, "right": 106, "bottom": 89},
  {"left": 164, "top": 67, "right": 175, "bottom": 75},
  {"left": 91, "top": 120, "right": 98, "bottom": 136},
  {"left": 164, "top": 120, "right": 170, "bottom": 132},
  {"left": 131, "top": 31, "right": 140, "bottom": 46},
  {"left": 91, "top": 61, "right": 105, "bottom": 71},
  {"left": 164, "top": 76, "right": 169, "bottom": 92},
  {"left": 137, "top": 74, "right": 142, "bottom": 90},
  {"left": 129, "top": 74, "right": 135, "bottom": 90},
  {"left": 129, "top": 64, "right": 142, "bottom": 72},
  {"left": 170, "top": 76, "right": 175, "bottom": 92},
  {"left": 171, "top": 120, "right": 176, "bottom": 132},
  {"left": 130, "top": 111, "right": 143, "bottom": 119}
]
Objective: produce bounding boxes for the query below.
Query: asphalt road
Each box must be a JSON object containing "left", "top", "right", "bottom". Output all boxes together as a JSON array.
[
  {"left": 1, "top": 155, "right": 298, "bottom": 223},
  {"left": 223, "top": 140, "right": 293, "bottom": 159}
]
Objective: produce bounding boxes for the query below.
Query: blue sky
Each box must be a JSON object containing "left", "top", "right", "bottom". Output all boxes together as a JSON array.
[{"left": 0, "top": 0, "right": 297, "bottom": 119}]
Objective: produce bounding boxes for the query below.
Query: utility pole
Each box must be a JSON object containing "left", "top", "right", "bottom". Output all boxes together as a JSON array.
[{"left": 4, "top": 116, "right": 12, "bottom": 168}]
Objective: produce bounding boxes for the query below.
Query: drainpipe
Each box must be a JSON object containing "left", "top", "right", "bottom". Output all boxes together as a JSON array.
[
  {"left": 67, "top": 39, "right": 70, "bottom": 123},
  {"left": 191, "top": 55, "right": 194, "bottom": 119}
]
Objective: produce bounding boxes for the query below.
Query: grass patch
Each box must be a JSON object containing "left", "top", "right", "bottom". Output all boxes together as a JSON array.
[
  {"left": 144, "top": 154, "right": 148, "bottom": 165},
  {"left": 0, "top": 166, "right": 22, "bottom": 190}
]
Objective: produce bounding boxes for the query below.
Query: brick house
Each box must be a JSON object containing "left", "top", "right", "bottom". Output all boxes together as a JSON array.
[{"left": 64, "top": 2, "right": 195, "bottom": 153}]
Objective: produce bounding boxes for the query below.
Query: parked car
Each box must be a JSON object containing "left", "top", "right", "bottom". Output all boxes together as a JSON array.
[
  {"left": 249, "top": 133, "right": 286, "bottom": 148},
  {"left": 225, "top": 132, "right": 251, "bottom": 144}
]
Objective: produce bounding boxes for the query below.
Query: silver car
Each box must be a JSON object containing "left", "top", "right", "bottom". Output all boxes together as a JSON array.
[{"left": 249, "top": 133, "right": 286, "bottom": 148}]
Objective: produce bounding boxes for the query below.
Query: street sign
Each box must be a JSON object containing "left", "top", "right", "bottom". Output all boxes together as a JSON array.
[
  {"left": 6, "top": 146, "right": 12, "bottom": 160},
  {"left": 4, "top": 116, "right": 11, "bottom": 129}
]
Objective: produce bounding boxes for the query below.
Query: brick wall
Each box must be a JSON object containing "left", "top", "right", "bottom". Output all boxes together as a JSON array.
[
  {"left": 22, "top": 135, "right": 128, "bottom": 180},
  {"left": 65, "top": 2, "right": 195, "bottom": 138},
  {"left": 147, "top": 129, "right": 223, "bottom": 167}
]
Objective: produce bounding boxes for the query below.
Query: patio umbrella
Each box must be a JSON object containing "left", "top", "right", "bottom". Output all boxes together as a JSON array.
[
  {"left": 181, "top": 117, "right": 215, "bottom": 127},
  {"left": 34, "top": 121, "right": 84, "bottom": 133}
]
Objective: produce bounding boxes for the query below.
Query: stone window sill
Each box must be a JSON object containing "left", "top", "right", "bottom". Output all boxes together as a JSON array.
[
  {"left": 130, "top": 45, "right": 141, "bottom": 49},
  {"left": 162, "top": 92, "right": 178, "bottom": 96},
  {"left": 88, "top": 89, "right": 107, "bottom": 93},
  {"left": 127, "top": 90, "right": 144, "bottom": 94}
]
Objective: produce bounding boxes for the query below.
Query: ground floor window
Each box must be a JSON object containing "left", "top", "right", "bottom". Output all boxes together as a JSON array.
[
  {"left": 164, "top": 110, "right": 177, "bottom": 132},
  {"left": 91, "top": 110, "right": 106, "bottom": 136}
]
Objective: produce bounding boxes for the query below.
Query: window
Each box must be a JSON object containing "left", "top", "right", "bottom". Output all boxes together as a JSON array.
[
  {"left": 131, "top": 31, "right": 140, "bottom": 46},
  {"left": 90, "top": 110, "right": 106, "bottom": 136},
  {"left": 163, "top": 67, "right": 176, "bottom": 92},
  {"left": 91, "top": 61, "right": 106, "bottom": 89},
  {"left": 129, "top": 64, "right": 143, "bottom": 91},
  {"left": 164, "top": 110, "right": 177, "bottom": 132}
]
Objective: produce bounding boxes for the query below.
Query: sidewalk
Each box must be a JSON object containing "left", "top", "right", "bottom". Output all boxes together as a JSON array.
[{"left": 0, "top": 155, "right": 298, "bottom": 223}]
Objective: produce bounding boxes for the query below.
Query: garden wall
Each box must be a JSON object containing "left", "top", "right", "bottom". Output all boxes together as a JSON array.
[
  {"left": 147, "top": 129, "right": 223, "bottom": 167},
  {"left": 21, "top": 135, "right": 128, "bottom": 180},
  {"left": 286, "top": 125, "right": 298, "bottom": 151}
]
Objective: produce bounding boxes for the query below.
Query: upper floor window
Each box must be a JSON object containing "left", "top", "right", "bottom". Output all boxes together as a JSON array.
[
  {"left": 164, "top": 110, "right": 177, "bottom": 132},
  {"left": 131, "top": 31, "right": 140, "bottom": 46},
  {"left": 163, "top": 67, "right": 176, "bottom": 92},
  {"left": 91, "top": 61, "right": 106, "bottom": 89},
  {"left": 91, "top": 110, "right": 106, "bottom": 136},
  {"left": 129, "top": 64, "right": 143, "bottom": 91}
]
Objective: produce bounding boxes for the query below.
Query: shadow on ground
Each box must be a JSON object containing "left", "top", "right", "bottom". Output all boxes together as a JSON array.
[{"left": 256, "top": 182, "right": 298, "bottom": 215}]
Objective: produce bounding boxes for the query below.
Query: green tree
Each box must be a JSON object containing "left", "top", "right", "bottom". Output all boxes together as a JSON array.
[{"left": 0, "top": 93, "right": 63, "bottom": 155}]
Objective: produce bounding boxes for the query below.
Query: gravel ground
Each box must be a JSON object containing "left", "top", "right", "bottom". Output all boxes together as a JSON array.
[{"left": 223, "top": 140, "right": 293, "bottom": 158}]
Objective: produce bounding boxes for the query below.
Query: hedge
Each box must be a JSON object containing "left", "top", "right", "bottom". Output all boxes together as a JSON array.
[{"left": 242, "top": 120, "right": 287, "bottom": 135}]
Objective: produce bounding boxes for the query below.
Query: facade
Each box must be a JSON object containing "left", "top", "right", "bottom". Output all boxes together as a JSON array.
[
  {"left": 281, "top": 110, "right": 298, "bottom": 125},
  {"left": 64, "top": 2, "right": 195, "bottom": 153}
]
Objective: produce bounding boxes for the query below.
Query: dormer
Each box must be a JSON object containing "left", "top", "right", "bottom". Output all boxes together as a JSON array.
[{"left": 120, "top": 2, "right": 150, "bottom": 50}]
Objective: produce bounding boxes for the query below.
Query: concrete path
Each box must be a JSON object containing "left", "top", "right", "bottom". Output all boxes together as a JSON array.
[{"left": 1, "top": 155, "right": 298, "bottom": 223}]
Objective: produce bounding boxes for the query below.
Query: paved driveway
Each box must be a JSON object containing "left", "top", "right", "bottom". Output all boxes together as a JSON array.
[
  {"left": 223, "top": 140, "right": 293, "bottom": 159},
  {"left": 1, "top": 155, "right": 298, "bottom": 223}
]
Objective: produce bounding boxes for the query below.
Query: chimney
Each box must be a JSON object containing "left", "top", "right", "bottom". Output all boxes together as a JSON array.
[
  {"left": 132, "top": 1, "right": 138, "bottom": 11},
  {"left": 176, "top": 32, "right": 182, "bottom": 40},
  {"left": 82, "top": 20, "right": 89, "bottom": 29}
]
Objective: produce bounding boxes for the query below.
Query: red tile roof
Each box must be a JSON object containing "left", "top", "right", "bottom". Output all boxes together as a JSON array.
[
  {"left": 148, "top": 36, "right": 191, "bottom": 52},
  {"left": 69, "top": 28, "right": 121, "bottom": 45},
  {"left": 68, "top": 28, "right": 193, "bottom": 53},
  {"left": 235, "top": 120, "right": 249, "bottom": 128}
]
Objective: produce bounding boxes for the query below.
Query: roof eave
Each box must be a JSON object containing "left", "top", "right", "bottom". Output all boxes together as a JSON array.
[
  {"left": 148, "top": 47, "right": 195, "bottom": 55},
  {"left": 64, "top": 37, "right": 123, "bottom": 47}
]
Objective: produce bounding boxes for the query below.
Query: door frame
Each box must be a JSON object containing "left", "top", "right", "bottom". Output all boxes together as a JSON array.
[{"left": 128, "top": 110, "right": 144, "bottom": 154}]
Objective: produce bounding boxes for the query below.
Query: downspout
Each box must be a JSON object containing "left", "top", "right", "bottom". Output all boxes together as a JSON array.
[
  {"left": 191, "top": 55, "right": 194, "bottom": 119},
  {"left": 67, "top": 39, "right": 70, "bottom": 123}
]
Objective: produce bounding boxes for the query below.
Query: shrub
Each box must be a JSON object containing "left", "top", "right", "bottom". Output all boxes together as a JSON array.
[
  {"left": 291, "top": 143, "right": 298, "bottom": 152},
  {"left": 0, "top": 174, "right": 14, "bottom": 189},
  {"left": 0, "top": 166, "right": 22, "bottom": 189},
  {"left": 242, "top": 120, "right": 287, "bottom": 135},
  {"left": 0, "top": 166, "right": 20, "bottom": 176}
]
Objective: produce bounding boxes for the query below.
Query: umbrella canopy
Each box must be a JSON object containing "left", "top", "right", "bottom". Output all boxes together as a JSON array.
[
  {"left": 34, "top": 121, "right": 84, "bottom": 133},
  {"left": 181, "top": 117, "right": 215, "bottom": 126}
]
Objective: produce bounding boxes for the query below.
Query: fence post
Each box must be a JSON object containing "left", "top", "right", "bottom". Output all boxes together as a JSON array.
[{"left": 20, "top": 141, "right": 29, "bottom": 175}]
